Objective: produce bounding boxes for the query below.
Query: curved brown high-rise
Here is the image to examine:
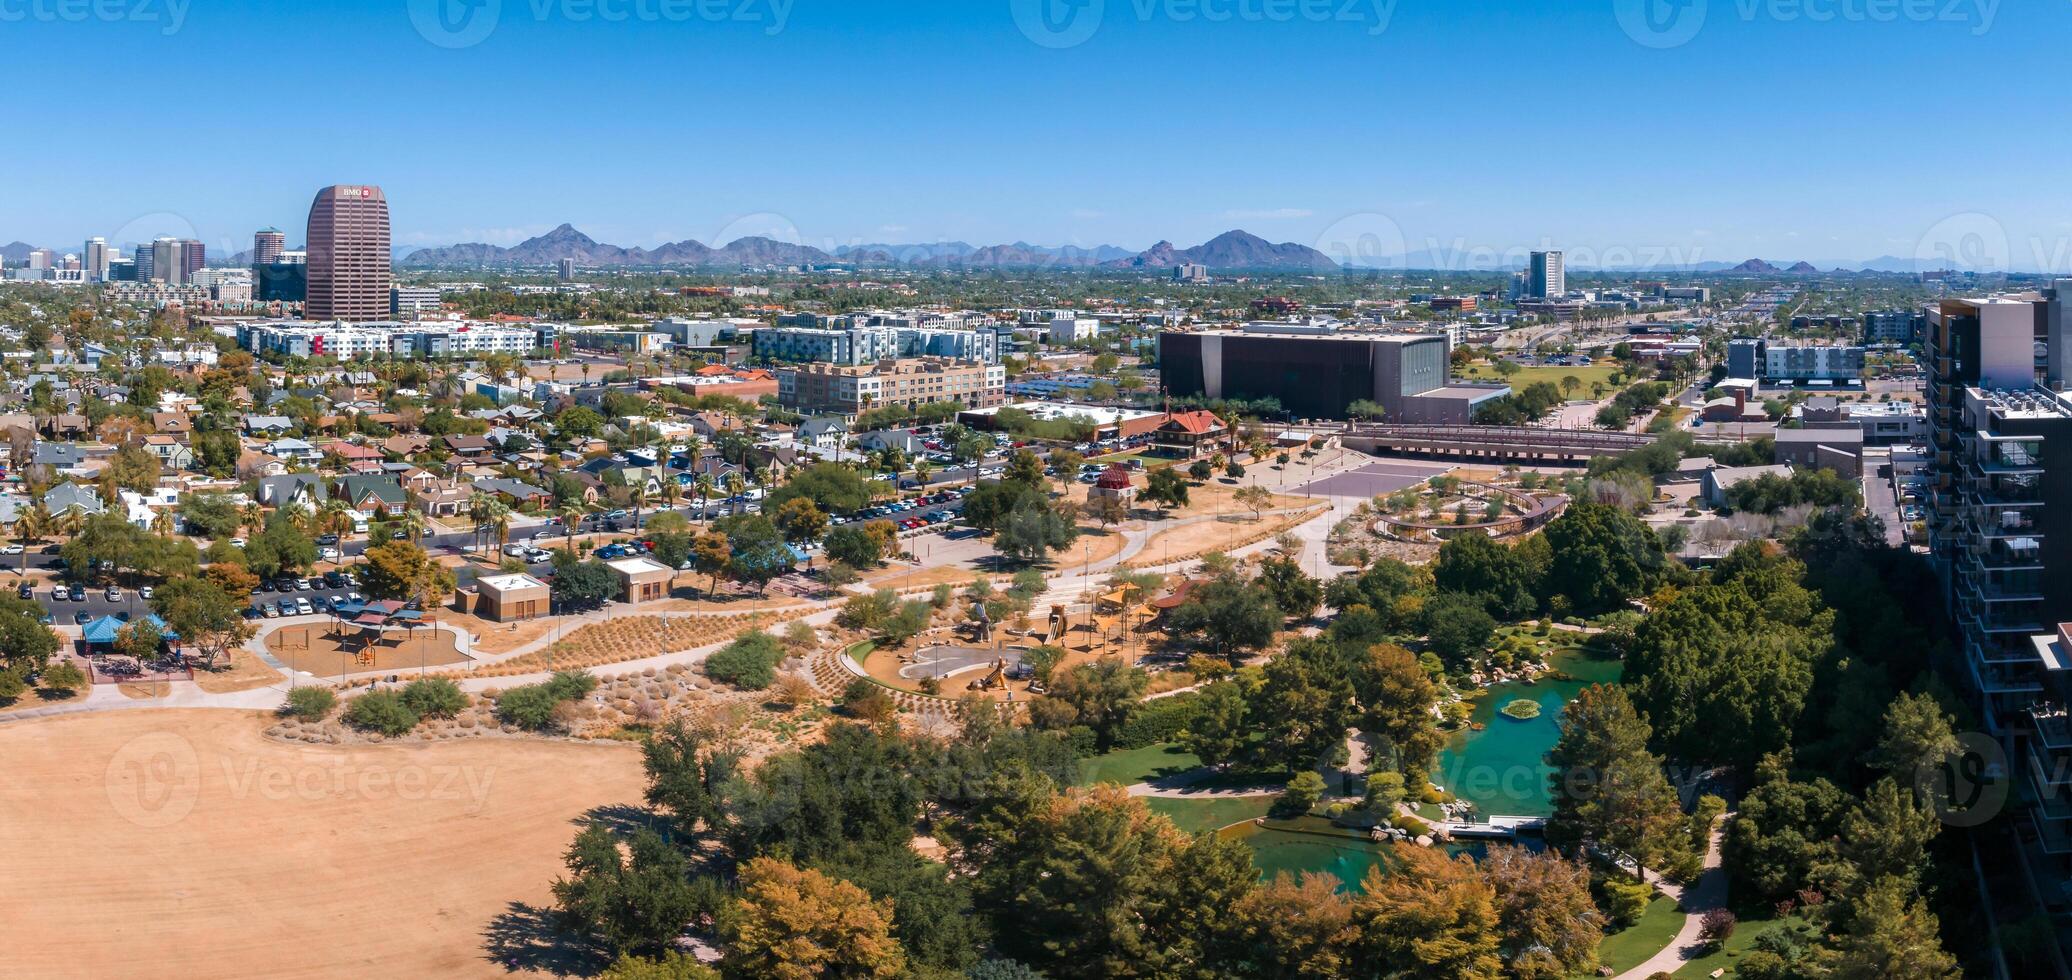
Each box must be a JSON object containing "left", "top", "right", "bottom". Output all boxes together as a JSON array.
[{"left": 305, "top": 184, "right": 391, "bottom": 321}]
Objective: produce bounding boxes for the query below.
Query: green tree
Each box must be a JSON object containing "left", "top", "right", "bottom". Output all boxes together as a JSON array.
[
  {"left": 994, "top": 496, "right": 1077, "bottom": 564},
  {"left": 552, "top": 826, "right": 705, "bottom": 956},
  {"left": 1179, "top": 680, "right": 1249, "bottom": 768},
  {"left": 1545, "top": 685, "right": 1689, "bottom": 878},
  {"left": 1276, "top": 770, "right": 1327, "bottom": 816},
  {"left": 1539, "top": 503, "right": 1670, "bottom": 614},
  {"left": 551, "top": 559, "right": 621, "bottom": 611},
  {"left": 1142, "top": 467, "right": 1190, "bottom": 513},
  {"left": 1420, "top": 592, "right": 1496, "bottom": 671}
]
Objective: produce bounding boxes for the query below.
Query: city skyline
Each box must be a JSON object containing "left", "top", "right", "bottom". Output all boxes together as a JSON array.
[{"left": 0, "top": 2, "right": 2068, "bottom": 267}]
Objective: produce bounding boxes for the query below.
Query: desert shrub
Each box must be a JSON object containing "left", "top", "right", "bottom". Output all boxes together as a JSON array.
[
  {"left": 284, "top": 685, "right": 337, "bottom": 720},
  {"left": 399, "top": 678, "right": 467, "bottom": 718},
  {"left": 497, "top": 684, "right": 563, "bottom": 730},
  {"left": 704, "top": 631, "right": 785, "bottom": 690},
  {"left": 1394, "top": 815, "right": 1432, "bottom": 837},
  {"left": 545, "top": 670, "right": 598, "bottom": 702},
  {"left": 344, "top": 690, "right": 420, "bottom": 736}
]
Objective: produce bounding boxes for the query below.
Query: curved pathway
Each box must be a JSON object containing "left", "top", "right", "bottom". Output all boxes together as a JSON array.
[{"left": 1613, "top": 815, "right": 1730, "bottom": 980}]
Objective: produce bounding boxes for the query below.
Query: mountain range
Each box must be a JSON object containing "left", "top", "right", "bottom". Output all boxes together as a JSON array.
[{"left": 401, "top": 226, "right": 1339, "bottom": 272}]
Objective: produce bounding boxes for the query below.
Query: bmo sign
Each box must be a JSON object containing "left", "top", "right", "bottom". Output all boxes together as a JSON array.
[{"left": 338, "top": 186, "right": 375, "bottom": 200}]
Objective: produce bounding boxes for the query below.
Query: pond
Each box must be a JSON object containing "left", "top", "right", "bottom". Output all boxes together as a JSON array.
[
  {"left": 1430, "top": 644, "right": 1624, "bottom": 819},
  {"left": 1222, "top": 816, "right": 1492, "bottom": 892}
]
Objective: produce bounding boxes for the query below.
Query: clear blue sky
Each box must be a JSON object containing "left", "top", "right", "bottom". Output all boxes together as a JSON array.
[{"left": 7, "top": 0, "right": 2070, "bottom": 268}]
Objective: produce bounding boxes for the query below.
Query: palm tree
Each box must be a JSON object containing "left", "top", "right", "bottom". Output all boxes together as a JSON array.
[
  {"left": 318, "top": 498, "right": 354, "bottom": 542},
  {"left": 394, "top": 508, "right": 429, "bottom": 545},
  {"left": 467, "top": 491, "right": 495, "bottom": 554},
  {"left": 693, "top": 473, "right": 716, "bottom": 523},
  {"left": 629, "top": 485, "right": 648, "bottom": 533},
  {"left": 54, "top": 506, "right": 85, "bottom": 540},
  {"left": 659, "top": 475, "right": 681, "bottom": 516},
  {"left": 557, "top": 502, "right": 586, "bottom": 552},
  {"left": 151, "top": 509, "right": 177, "bottom": 539},
  {"left": 13, "top": 504, "right": 46, "bottom": 576},
  {"left": 488, "top": 501, "right": 513, "bottom": 557},
  {"left": 278, "top": 500, "right": 311, "bottom": 535},
  {"left": 723, "top": 472, "right": 745, "bottom": 518}
]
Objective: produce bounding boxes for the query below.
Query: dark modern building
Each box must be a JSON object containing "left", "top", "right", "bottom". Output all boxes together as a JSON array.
[
  {"left": 304, "top": 184, "right": 391, "bottom": 321},
  {"left": 1158, "top": 323, "right": 1507, "bottom": 422},
  {"left": 254, "top": 261, "right": 307, "bottom": 303},
  {"left": 1925, "top": 291, "right": 2072, "bottom": 903}
]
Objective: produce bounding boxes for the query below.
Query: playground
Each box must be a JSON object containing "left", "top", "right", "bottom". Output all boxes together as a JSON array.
[
  {"left": 266, "top": 620, "right": 471, "bottom": 677},
  {"left": 857, "top": 582, "right": 1177, "bottom": 700}
]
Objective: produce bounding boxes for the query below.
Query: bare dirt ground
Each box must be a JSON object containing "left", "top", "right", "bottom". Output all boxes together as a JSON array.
[
  {"left": 0, "top": 710, "right": 645, "bottom": 979},
  {"left": 191, "top": 646, "right": 283, "bottom": 694}
]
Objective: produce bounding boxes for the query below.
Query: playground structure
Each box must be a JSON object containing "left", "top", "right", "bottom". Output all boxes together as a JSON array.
[
  {"left": 1372, "top": 481, "right": 1567, "bottom": 542},
  {"left": 267, "top": 612, "right": 471, "bottom": 678}
]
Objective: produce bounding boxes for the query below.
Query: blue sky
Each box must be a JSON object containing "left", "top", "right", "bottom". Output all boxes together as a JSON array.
[{"left": 6, "top": 0, "right": 2070, "bottom": 268}]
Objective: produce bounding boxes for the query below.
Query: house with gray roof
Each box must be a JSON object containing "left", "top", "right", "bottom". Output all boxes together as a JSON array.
[{"left": 43, "top": 482, "right": 104, "bottom": 517}]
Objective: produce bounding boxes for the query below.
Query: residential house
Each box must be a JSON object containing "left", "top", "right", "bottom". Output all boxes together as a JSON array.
[
  {"left": 141, "top": 435, "right": 194, "bottom": 471},
  {"left": 42, "top": 415, "right": 89, "bottom": 440},
  {"left": 475, "top": 477, "right": 552, "bottom": 508},
  {"left": 687, "top": 412, "right": 743, "bottom": 439},
  {"left": 417, "top": 482, "right": 472, "bottom": 518},
  {"left": 335, "top": 475, "right": 409, "bottom": 516},
  {"left": 444, "top": 434, "right": 494, "bottom": 458},
  {"left": 243, "top": 415, "right": 294, "bottom": 436},
  {"left": 856, "top": 429, "right": 926, "bottom": 455},
  {"left": 151, "top": 413, "right": 194, "bottom": 439},
  {"left": 120, "top": 488, "right": 181, "bottom": 530},
  {"left": 267, "top": 437, "right": 322, "bottom": 463},
  {"left": 43, "top": 482, "right": 104, "bottom": 517},
  {"left": 257, "top": 474, "right": 329, "bottom": 508},
  {"left": 797, "top": 417, "right": 849, "bottom": 452}
]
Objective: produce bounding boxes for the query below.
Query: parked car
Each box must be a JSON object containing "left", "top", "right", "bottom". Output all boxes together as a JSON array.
[
  {"left": 72, "top": 611, "right": 91, "bottom": 626},
  {"left": 318, "top": 547, "right": 341, "bottom": 562},
  {"left": 0, "top": 544, "right": 21, "bottom": 556},
  {"left": 50, "top": 585, "right": 68, "bottom": 602},
  {"left": 14, "top": 584, "right": 30, "bottom": 599},
  {"left": 294, "top": 597, "right": 313, "bottom": 616},
  {"left": 140, "top": 587, "right": 154, "bottom": 600},
  {"left": 262, "top": 603, "right": 280, "bottom": 619},
  {"left": 105, "top": 587, "right": 121, "bottom": 601},
  {"left": 503, "top": 543, "right": 530, "bottom": 557}
]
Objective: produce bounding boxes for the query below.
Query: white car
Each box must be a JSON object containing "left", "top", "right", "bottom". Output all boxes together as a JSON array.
[
  {"left": 318, "top": 547, "right": 341, "bottom": 561},
  {"left": 294, "top": 597, "right": 313, "bottom": 616},
  {"left": 503, "top": 543, "right": 530, "bottom": 557},
  {"left": 0, "top": 545, "right": 21, "bottom": 555}
]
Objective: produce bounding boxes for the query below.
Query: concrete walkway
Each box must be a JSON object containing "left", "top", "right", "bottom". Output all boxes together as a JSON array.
[{"left": 1613, "top": 815, "right": 1730, "bottom": 980}]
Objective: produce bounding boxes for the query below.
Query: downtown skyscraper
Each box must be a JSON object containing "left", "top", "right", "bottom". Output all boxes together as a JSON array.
[{"left": 304, "top": 184, "right": 391, "bottom": 321}]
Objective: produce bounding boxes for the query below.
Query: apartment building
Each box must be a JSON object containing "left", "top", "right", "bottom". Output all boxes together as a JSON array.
[
  {"left": 236, "top": 321, "right": 538, "bottom": 357},
  {"left": 1925, "top": 291, "right": 2072, "bottom": 904},
  {"left": 778, "top": 357, "right": 1006, "bottom": 416}
]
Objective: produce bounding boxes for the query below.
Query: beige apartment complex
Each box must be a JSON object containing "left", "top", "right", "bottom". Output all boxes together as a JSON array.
[{"left": 778, "top": 357, "right": 1006, "bottom": 416}]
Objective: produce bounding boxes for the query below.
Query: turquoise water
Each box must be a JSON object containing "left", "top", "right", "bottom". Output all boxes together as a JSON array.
[
  {"left": 1225, "top": 816, "right": 1492, "bottom": 892},
  {"left": 1430, "top": 646, "right": 1625, "bottom": 818}
]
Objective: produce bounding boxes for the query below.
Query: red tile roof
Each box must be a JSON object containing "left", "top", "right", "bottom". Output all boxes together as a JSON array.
[{"left": 1163, "top": 410, "right": 1226, "bottom": 435}]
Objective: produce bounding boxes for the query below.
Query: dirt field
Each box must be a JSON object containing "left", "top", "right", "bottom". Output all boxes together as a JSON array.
[{"left": 0, "top": 710, "right": 646, "bottom": 978}]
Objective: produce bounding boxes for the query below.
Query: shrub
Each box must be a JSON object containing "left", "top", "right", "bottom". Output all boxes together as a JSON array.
[
  {"left": 344, "top": 690, "right": 420, "bottom": 736},
  {"left": 1063, "top": 725, "right": 1099, "bottom": 758},
  {"left": 1603, "top": 878, "right": 1655, "bottom": 927},
  {"left": 1394, "top": 814, "right": 1432, "bottom": 837},
  {"left": 1699, "top": 909, "right": 1737, "bottom": 946},
  {"left": 399, "top": 678, "right": 466, "bottom": 719},
  {"left": 1112, "top": 692, "right": 1202, "bottom": 749},
  {"left": 284, "top": 685, "right": 337, "bottom": 720},
  {"left": 545, "top": 670, "right": 598, "bottom": 702},
  {"left": 496, "top": 683, "right": 563, "bottom": 730},
  {"left": 1274, "top": 771, "right": 1327, "bottom": 817},
  {"left": 0, "top": 670, "right": 24, "bottom": 701},
  {"left": 704, "top": 631, "right": 785, "bottom": 690},
  {"left": 38, "top": 659, "right": 87, "bottom": 692}
]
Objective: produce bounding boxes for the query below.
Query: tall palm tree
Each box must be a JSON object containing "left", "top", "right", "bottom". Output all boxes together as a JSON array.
[
  {"left": 556, "top": 502, "right": 586, "bottom": 552},
  {"left": 693, "top": 473, "right": 716, "bottom": 523},
  {"left": 467, "top": 491, "right": 495, "bottom": 554},
  {"left": 488, "top": 500, "right": 513, "bottom": 557},
  {"left": 723, "top": 472, "right": 745, "bottom": 518},
  {"left": 659, "top": 474, "right": 681, "bottom": 515},
  {"left": 628, "top": 485, "right": 648, "bottom": 532},
  {"left": 14, "top": 504, "right": 46, "bottom": 576},
  {"left": 278, "top": 500, "right": 311, "bottom": 535},
  {"left": 150, "top": 509, "right": 177, "bottom": 539},
  {"left": 54, "top": 506, "right": 85, "bottom": 540},
  {"left": 396, "top": 508, "right": 429, "bottom": 545},
  {"left": 318, "top": 498, "right": 354, "bottom": 542}
]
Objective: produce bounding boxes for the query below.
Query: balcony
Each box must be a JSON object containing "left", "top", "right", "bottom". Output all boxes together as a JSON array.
[
  {"left": 1969, "top": 651, "right": 2045, "bottom": 695},
  {"left": 2035, "top": 810, "right": 2072, "bottom": 857},
  {"left": 2036, "top": 706, "right": 2072, "bottom": 752}
]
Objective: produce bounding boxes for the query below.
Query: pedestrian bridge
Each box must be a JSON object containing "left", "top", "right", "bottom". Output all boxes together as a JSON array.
[
  {"left": 1434, "top": 815, "right": 1546, "bottom": 839},
  {"left": 1342, "top": 424, "right": 1655, "bottom": 462}
]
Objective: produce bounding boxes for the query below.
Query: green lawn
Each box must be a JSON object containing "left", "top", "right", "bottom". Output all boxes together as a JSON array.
[
  {"left": 1672, "top": 913, "right": 1813, "bottom": 977},
  {"left": 1079, "top": 742, "right": 1205, "bottom": 787},
  {"left": 1145, "top": 795, "right": 1276, "bottom": 834},
  {"left": 844, "top": 640, "right": 877, "bottom": 664},
  {"left": 1594, "top": 894, "right": 1686, "bottom": 975},
  {"left": 1455, "top": 361, "right": 1622, "bottom": 395}
]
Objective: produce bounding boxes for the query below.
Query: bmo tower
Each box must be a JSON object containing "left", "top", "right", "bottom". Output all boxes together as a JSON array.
[{"left": 304, "top": 184, "right": 391, "bottom": 321}]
